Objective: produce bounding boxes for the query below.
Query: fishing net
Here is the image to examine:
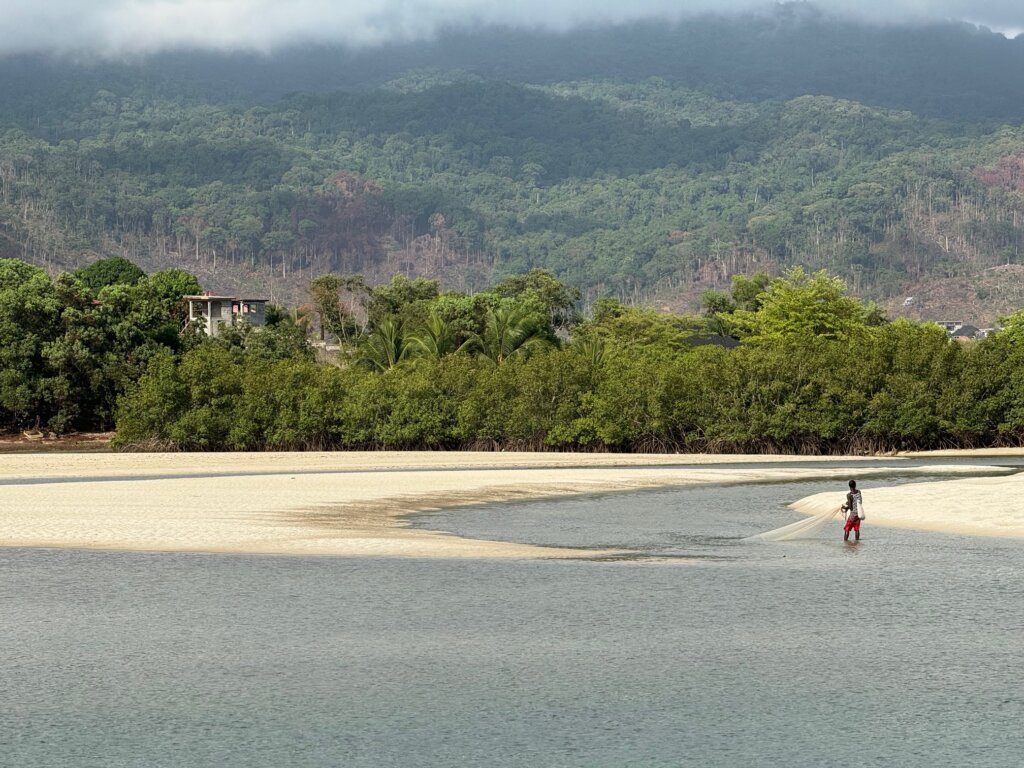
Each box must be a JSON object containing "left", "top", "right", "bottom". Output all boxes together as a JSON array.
[{"left": 747, "top": 505, "right": 842, "bottom": 542}]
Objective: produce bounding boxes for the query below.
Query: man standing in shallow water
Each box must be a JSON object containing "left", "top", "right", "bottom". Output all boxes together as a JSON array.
[{"left": 842, "top": 479, "right": 865, "bottom": 542}]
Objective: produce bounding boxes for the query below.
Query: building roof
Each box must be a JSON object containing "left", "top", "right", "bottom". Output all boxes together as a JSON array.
[
  {"left": 685, "top": 334, "right": 740, "bottom": 349},
  {"left": 183, "top": 295, "right": 269, "bottom": 302},
  {"left": 952, "top": 324, "right": 981, "bottom": 338}
]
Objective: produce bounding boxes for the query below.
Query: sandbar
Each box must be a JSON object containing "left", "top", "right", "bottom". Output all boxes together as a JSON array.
[
  {"left": 0, "top": 451, "right": 1016, "bottom": 557},
  {"left": 792, "top": 468, "right": 1024, "bottom": 539}
]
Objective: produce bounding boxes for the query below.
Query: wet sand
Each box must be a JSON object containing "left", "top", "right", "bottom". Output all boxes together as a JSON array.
[{"left": 0, "top": 452, "right": 1018, "bottom": 556}]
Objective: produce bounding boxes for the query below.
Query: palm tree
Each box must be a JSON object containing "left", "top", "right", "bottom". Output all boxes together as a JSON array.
[
  {"left": 357, "top": 317, "right": 410, "bottom": 371},
  {"left": 464, "top": 306, "right": 551, "bottom": 365},
  {"left": 406, "top": 312, "right": 460, "bottom": 359},
  {"left": 572, "top": 336, "right": 605, "bottom": 367}
]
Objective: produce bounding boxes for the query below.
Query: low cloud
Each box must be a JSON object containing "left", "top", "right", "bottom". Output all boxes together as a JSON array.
[{"left": 1, "top": 1, "right": 1022, "bottom": 56}]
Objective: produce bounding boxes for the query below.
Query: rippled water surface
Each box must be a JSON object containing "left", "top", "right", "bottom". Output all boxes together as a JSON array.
[{"left": 3, "top": 465, "right": 1024, "bottom": 767}]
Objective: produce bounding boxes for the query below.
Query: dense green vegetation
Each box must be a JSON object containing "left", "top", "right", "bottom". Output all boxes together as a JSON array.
[
  {"left": 3, "top": 9, "right": 1024, "bottom": 309},
  {"left": 0, "top": 257, "right": 200, "bottom": 432},
  {"left": 102, "top": 266, "right": 1024, "bottom": 452},
  {"left": 4, "top": 256, "right": 1023, "bottom": 452}
]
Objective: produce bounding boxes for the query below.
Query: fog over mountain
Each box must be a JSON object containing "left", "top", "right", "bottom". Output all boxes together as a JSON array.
[{"left": 1, "top": 0, "right": 1022, "bottom": 56}]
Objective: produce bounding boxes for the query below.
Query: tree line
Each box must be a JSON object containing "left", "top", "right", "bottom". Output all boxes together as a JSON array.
[{"left": 5, "top": 255, "right": 1022, "bottom": 452}]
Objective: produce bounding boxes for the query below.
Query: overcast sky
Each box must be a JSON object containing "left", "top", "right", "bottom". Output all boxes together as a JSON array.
[{"left": 1, "top": 1, "right": 1021, "bottom": 56}]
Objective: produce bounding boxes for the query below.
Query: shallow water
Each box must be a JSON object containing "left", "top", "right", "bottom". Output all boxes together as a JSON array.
[{"left": 2, "top": 466, "right": 1023, "bottom": 767}]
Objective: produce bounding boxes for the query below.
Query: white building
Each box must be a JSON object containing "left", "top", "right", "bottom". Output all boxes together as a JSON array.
[{"left": 185, "top": 294, "right": 268, "bottom": 337}]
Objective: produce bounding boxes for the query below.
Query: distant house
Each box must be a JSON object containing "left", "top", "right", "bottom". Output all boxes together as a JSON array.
[
  {"left": 933, "top": 320, "right": 984, "bottom": 340},
  {"left": 185, "top": 294, "right": 268, "bottom": 337},
  {"left": 951, "top": 324, "right": 981, "bottom": 341}
]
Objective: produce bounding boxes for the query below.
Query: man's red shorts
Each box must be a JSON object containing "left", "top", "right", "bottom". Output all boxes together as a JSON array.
[{"left": 844, "top": 517, "right": 861, "bottom": 534}]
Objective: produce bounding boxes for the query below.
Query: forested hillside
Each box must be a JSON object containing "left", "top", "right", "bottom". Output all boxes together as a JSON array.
[{"left": 2, "top": 6, "right": 1024, "bottom": 319}]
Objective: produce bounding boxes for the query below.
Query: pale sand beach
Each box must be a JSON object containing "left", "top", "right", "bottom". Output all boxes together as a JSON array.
[
  {"left": 0, "top": 450, "right": 896, "bottom": 481},
  {"left": 1, "top": 451, "right": 1019, "bottom": 556}
]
